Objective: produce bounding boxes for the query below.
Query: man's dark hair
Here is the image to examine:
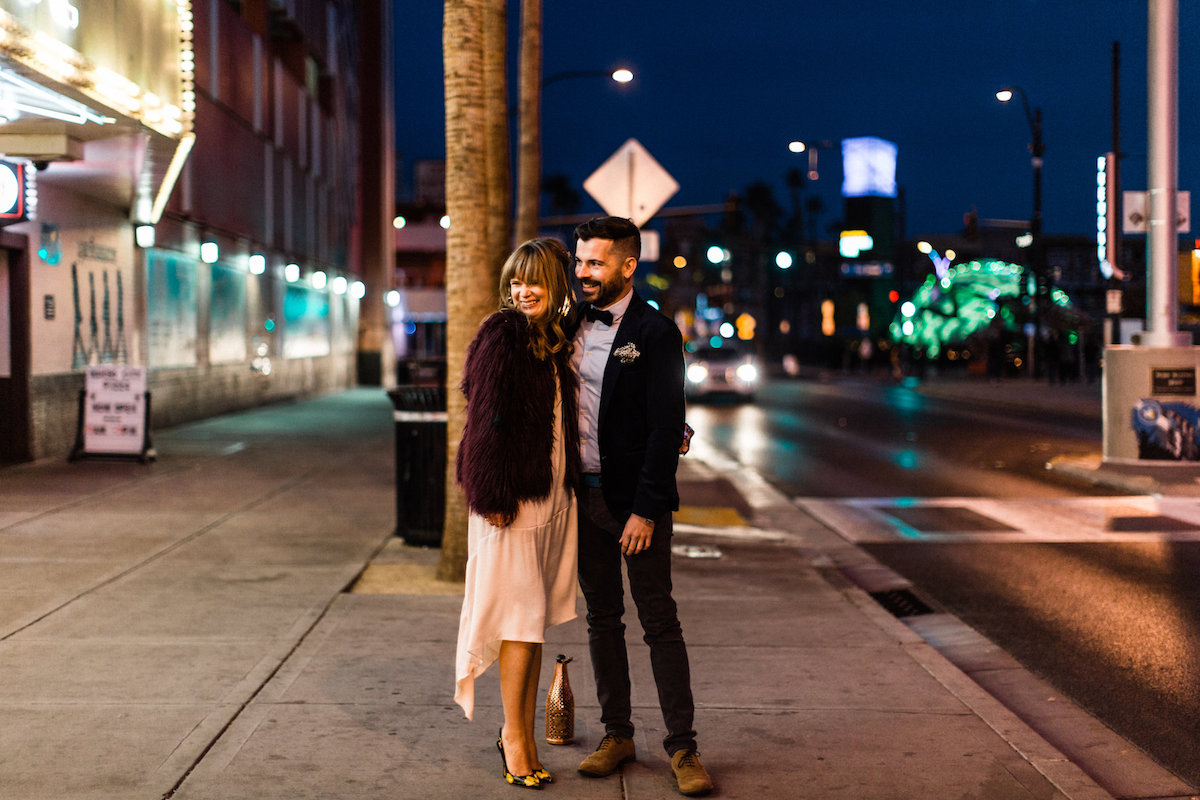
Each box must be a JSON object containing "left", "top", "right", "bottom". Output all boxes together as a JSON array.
[{"left": 574, "top": 216, "right": 641, "bottom": 260}]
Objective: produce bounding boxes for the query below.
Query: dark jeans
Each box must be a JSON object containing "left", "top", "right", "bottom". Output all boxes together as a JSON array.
[{"left": 576, "top": 484, "right": 697, "bottom": 755}]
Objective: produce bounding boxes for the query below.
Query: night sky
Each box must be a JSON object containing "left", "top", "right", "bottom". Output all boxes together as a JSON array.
[{"left": 393, "top": 1, "right": 1200, "bottom": 239}]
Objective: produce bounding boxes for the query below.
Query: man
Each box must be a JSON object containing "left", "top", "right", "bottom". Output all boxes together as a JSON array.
[{"left": 571, "top": 216, "right": 713, "bottom": 797}]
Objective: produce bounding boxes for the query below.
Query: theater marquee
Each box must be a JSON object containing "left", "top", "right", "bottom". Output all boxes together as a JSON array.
[{"left": 0, "top": 0, "right": 194, "bottom": 139}]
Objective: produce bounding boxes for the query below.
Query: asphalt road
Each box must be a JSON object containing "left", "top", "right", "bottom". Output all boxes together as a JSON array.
[
  {"left": 686, "top": 376, "right": 1115, "bottom": 499},
  {"left": 689, "top": 376, "right": 1200, "bottom": 788}
]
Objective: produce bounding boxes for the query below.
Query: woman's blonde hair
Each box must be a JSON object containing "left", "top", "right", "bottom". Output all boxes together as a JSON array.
[{"left": 498, "top": 238, "right": 575, "bottom": 360}]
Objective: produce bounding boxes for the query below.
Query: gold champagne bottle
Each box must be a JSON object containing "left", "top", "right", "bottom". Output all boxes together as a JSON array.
[{"left": 545, "top": 654, "right": 574, "bottom": 745}]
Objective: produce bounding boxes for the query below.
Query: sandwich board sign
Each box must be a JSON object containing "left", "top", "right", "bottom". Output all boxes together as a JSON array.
[
  {"left": 583, "top": 138, "right": 678, "bottom": 228},
  {"left": 70, "top": 365, "right": 155, "bottom": 462}
]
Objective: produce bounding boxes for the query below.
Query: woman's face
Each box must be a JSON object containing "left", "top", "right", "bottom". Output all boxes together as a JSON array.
[{"left": 510, "top": 277, "right": 549, "bottom": 320}]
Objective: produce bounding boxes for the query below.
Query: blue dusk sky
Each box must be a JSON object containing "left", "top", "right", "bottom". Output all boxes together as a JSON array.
[{"left": 393, "top": 1, "right": 1200, "bottom": 238}]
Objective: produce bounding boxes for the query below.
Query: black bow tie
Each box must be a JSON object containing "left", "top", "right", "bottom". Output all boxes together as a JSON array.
[{"left": 584, "top": 305, "right": 613, "bottom": 326}]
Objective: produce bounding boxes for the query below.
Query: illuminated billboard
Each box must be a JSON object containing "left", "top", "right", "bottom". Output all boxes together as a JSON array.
[{"left": 841, "top": 136, "right": 898, "bottom": 199}]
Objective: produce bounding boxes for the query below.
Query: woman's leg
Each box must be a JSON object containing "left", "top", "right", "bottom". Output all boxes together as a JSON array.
[
  {"left": 499, "top": 640, "right": 541, "bottom": 776},
  {"left": 524, "top": 643, "right": 543, "bottom": 768}
]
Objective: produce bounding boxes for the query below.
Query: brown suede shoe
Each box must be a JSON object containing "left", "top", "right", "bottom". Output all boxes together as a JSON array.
[
  {"left": 577, "top": 734, "right": 636, "bottom": 777},
  {"left": 671, "top": 750, "right": 713, "bottom": 797}
]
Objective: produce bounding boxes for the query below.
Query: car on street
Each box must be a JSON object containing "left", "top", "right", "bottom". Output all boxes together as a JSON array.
[{"left": 684, "top": 346, "right": 759, "bottom": 401}]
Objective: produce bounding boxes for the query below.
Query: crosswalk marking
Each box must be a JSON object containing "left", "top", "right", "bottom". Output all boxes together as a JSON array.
[{"left": 795, "top": 496, "right": 1200, "bottom": 543}]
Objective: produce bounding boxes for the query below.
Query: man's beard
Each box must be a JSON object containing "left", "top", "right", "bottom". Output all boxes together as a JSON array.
[{"left": 582, "top": 275, "right": 625, "bottom": 308}]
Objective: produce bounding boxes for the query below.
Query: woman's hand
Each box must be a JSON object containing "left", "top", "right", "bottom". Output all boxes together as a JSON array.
[{"left": 485, "top": 511, "right": 515, "bottom": 528}]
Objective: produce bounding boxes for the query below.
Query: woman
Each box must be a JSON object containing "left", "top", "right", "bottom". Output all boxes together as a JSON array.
[{"left": 454, "top": 238, "right": 580, "bottom": 790}]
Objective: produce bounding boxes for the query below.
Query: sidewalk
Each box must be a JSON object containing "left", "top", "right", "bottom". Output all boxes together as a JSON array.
[{"left": 0, "top": 386, "right": 1193, "bottom": 799}]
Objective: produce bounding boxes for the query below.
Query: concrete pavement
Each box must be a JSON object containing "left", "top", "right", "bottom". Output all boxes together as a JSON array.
[{"left": 0, "top": 383, "right": 1195, "bottom": 799}]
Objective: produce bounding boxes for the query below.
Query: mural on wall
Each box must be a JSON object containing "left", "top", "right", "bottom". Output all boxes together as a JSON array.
[
  {"left": 146, "top": 249, "right": 198, "bottom": 368},
  {"left": 70, "top": 256, "right": 128, "bottom": 369},
  {"left": 1132, "top": 399, "right": 1200, "bottom": 461},
  {"left": 209, "top": 263, "right": 247, "bottom": 363}
]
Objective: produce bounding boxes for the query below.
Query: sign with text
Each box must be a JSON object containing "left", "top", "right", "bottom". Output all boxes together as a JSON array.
[
  {"left": 83, "top": 365, "right": 147, "bottom": 454},
  {"left": 1151, "top": 367, "right": 1196, "bottom": 396}
]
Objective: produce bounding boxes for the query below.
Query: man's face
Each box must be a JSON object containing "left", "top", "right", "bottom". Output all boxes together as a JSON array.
[{"left": 574, "top": 237, "right": 635, "bottom": 309}]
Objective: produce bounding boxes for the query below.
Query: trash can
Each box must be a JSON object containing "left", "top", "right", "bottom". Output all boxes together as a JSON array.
[{"left": 387, "top": 386, "right": 447, "bottom": 546}]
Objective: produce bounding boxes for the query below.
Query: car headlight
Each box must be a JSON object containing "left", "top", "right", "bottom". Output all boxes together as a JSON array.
[
  {"left": 735, "top": 363, "right": 758, "bottom": 383},
  {"left": 687, "top": 364, "right": 708, "bottom": 383}
]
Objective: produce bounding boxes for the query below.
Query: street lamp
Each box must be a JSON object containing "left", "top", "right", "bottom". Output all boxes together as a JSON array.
[
  {"left": 544, "top": 67, "right": 634, "bottom": 89},
  {"left": 996, "top": 85, "right": 1046, "bottom": 376},
  {"left": 787, "top": 139, "right": 834, "bottom": 180},
  {"left": 515, "top": 66, "right": 635, "bottom": 243}
]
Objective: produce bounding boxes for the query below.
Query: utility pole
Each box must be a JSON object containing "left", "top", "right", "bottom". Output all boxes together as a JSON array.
[{"left": 1143, "top": 0, "right": 1188, "bottom": 346}]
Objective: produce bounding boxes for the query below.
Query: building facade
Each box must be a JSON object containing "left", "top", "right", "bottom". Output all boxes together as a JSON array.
[{"left": 0, "top": 0, "right": 392, "bottom": 463}]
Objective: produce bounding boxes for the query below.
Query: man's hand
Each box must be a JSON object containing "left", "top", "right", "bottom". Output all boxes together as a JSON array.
[{"left": 620, "top": 514, "right": 655, "bottom": 556}]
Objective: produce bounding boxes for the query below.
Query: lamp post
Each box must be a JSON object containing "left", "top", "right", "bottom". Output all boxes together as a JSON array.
[
  {"left": 514, "top": 66, "right": 634, "bottom": 243},
  {"left": 997, "top": 86, "right": 1046, "bottom": 377},
  {"left": 787, "top": 139, "right": 835, "bottom": 181}
]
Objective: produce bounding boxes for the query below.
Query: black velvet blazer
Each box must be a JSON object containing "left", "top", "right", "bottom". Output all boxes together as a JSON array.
[{"left": 591, "top": 291, "right": 686, "bottom": 522}]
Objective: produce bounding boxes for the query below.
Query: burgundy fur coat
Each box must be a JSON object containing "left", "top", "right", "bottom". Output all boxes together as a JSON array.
[{"left": 455, "top": 310, "right": 580, "bottom": 522}]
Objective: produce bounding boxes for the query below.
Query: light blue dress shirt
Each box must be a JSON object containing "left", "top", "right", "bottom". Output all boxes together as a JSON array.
[{"left": 572, "top": 290, "right": 634, "bottom": 473}]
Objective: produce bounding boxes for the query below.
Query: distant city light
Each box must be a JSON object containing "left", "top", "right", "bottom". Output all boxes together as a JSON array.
[
  {"left": 775, "top": 251, "right": 793, "bottom": 269},
  {"left": 331, "top": 275, "right": 348, "bottom": 294},
  {"left": 385, "top": 290, "right": 401, "bottom": 307},
  {"left": 311, "top": 270, "right": 327, "bottom": 290},
  {"left": 248, "top": 254, "right": 266, "bottom": 275},
  {"left": 673, "top": 255, "right": 687, "bottom": 268},
  {"left": 612, "top": 68, "right": 634, "bottom": 83},
  {"left": 200, "top": 241, "right": 218, "bottom": 264},
  {"left": 284, "top": 263, "right": 300, "bottom": 282},
  {"left": 393, "top": 216, "right": 407, "bottom": 229},
  {"left": 888, "top": 259, "right": 1076, "bottom": 359},
  {"left": 350, "top": 281, "right": 366, "bottom": 299},
  {"left": 839, "top": 230, "right": 874, "bottom": 258},
  {"left": 439, "top": 215, "right": 450, "bottom": 229},
  {"left": 706, "top": 245, "right": 728, "bottom": 264}
]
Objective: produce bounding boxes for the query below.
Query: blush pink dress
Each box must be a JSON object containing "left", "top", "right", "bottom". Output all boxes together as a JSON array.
[{"left": 454, "top": 385, "right": 578, "bottom": 719}]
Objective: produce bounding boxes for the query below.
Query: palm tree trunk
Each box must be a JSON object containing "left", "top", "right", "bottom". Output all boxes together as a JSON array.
[
  {"left": 484, "top": 0, "right": 512, "bottom": 266},
  {"left": 439, "top": 0, "right": 509, "bottom": 582},
  {"left": 513, "top": 0, "right": 541, "bottom": 244}
]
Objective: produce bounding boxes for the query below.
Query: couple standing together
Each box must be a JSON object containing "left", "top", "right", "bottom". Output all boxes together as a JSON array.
[{"left": 453, "top": 216, "right": 713, "bottom": 796}]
